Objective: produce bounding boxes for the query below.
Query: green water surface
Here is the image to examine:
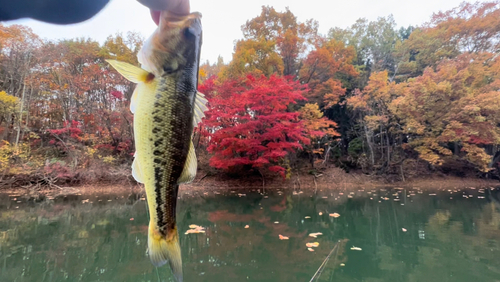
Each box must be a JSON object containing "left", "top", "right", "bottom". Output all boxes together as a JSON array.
[{"left": 1, "top": 186, "right": 500, "bottom": 282}]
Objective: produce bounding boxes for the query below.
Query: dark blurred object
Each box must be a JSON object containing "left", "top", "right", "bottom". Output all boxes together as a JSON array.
[{"left": 0, "top": 0, "right": 110, "bottom": 24}]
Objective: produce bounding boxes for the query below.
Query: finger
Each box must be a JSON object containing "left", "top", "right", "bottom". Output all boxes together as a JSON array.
[
  {"left": 137, "top": 0, "right": 189, "bottom": 14},
  {"left": 150, "top": 10, "right": 160, "bottom": 25}
]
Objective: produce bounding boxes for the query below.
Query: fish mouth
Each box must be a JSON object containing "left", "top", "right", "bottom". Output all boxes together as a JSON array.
[{"left": 160, "top": 11, "right": 202, "bottom": 28}]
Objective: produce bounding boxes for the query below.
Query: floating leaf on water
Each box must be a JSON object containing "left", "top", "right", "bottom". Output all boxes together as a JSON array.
[
  {"left": 185, "top": 225, "right": 205, "bottom": 234},
  {"left": 244, "top": 225, "right": 249, "bottom": 229},
  {"left": 322, "top": 196, "right": 328, "bottom": 199},
  {"left": 402, "top": 228, "right": 407, "bottom": 232},
  {"left": 350, "top": 246, "right": 362, "bottom": 251},
  {"left": 274, "top": 221, "right": 279, "bottom": 224},
  {"left": 429, "top": 193, "right": 437, "bottom": 196},
  {"left": 307, "top": 247, "right": 314, "bottom": 252},
  {"left": 304, "top": 216, "right": 311, "bottom": 219},
  {"left": 238, "top": 193, "right": 246, "bottom": 197},
  {"left": 82, "top": 199, "right": 90, "bottom": 203},
  {"left": 318, "top": 212, "right": 323, "bottom": 216},
  {"left": 340, "top": 263, "right": 345, "bottom": 266},
  {"left": 309, "top": 232, "right": 323, "bottom": 238},
  {"left": 329, "top": 213, "right": 340, "bottom": 218},
  {"left": 130, "top": 218, "right": 134, "bottom": 221},
  {"left": 306, "top": 242, "right": 319, "bottom": 248},
  {"left": 279, "top": 234, "right": 289, "bottom": 240},
  {"left": 185, "top": 229, "right": 206, "bottom": 235}
]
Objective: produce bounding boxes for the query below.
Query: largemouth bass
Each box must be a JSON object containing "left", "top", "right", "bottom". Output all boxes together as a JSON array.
[{"left": 107, "top": 11, "right": 206, "bottom": 282}]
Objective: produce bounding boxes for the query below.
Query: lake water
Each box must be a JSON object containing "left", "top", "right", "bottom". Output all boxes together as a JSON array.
[{"left": 1, "top": 186, "right": 500, "bottom": 282}]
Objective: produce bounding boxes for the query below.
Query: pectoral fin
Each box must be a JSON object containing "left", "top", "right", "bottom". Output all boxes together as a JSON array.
[
  {"left": 178, "top": 141, "right": 197, "bottom": 184},
  {"left": 106, "top": 60, "right": 150, "bottom": 83},
  {"left": 106, "top": 60, "right": 156, "bottom": 114}
]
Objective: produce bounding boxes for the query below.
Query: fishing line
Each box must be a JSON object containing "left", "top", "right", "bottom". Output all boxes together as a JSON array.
[{"left": 309, "top": 240, "right": 341, "bottom": 282}]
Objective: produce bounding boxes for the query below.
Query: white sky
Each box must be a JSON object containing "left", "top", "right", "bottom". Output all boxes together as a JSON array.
[{"left": 7, "top": 0, "right": 471, "bottom": 64}]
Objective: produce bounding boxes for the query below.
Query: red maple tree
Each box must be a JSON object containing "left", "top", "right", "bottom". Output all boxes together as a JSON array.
[{"left": 198, "top": 75, "right": 310, "bottom": 178}]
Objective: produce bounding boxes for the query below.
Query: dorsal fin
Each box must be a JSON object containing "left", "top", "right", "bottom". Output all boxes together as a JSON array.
[{"left": 192, "top": 91, "right": 208, "bottom": 128}]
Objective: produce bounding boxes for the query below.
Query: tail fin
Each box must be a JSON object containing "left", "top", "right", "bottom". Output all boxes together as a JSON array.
[{"left": 148, "top": 222, "right": 183, "bottom": 282}]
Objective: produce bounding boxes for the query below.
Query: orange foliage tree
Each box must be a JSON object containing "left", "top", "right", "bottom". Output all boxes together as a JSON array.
[{"left": 391, "top": 53, "right": 500, "bottom": 171}]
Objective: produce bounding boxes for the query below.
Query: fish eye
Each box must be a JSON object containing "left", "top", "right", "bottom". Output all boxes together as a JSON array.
[{"left": 183, "top": 27, "right": 196, "bottom": 40}]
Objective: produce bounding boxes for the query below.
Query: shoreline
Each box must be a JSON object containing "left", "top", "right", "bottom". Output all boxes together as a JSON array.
[{"left": 1, "top": 173, "right": 499, "bottom": 196}]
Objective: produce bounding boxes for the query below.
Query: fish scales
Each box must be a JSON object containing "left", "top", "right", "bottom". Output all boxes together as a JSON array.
[{"left": 148, "top": 77, "right": 194, "bottom": 233}]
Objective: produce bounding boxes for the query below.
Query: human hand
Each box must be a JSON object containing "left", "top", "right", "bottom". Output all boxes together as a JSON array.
[{"left": 136, "top": 0, "right": 190, "bottom": 25}]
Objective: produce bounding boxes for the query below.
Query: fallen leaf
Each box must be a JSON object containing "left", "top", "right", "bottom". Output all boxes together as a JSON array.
[
  {"left": 244, "top": 225, "right": 249, "bottom": 229},
  {"left": 402, "top": 228, "right": 407, "bottom": 232},
  {"left": 185, "top": 229, "right": 206, "bottom": 235},
  {"left": 309, "top": 232, "right": 323, "bottom": 238},
  {"left": 308, "top": 248, "right": 314, "bottom": 252},
  {"left": 189, "top": 224, "right": 200, "bottom": 229},
  {"left": 329, "top": 213, "right": 340, "bottom": 218},
  {"left": 306, "top": 242, "right": 319, "bottom": 248},
  {"left": 130, "top": 218, "right": 134, "bottom": 221},
  {"left": 318, "top": 212, "right": 323, "bottom": 216},
  {"left": 279, "top": 234, "right": 289, "bottom": 240},
  {"left": 350, "top": 246, "right": 362, "bottom": 251},
  {"left": 340, "top": 263, "right": 345, "bottom": 266},
  {"left": 304, "top": 216, "right": 311, "bottom": 219},
  {"left": 274, "top": 221, "right": 279, "bottom": 224}
]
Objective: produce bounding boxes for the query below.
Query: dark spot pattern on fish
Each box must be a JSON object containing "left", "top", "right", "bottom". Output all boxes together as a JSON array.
[
  {"left": 154, "top": 139, "right": 164, "bottom": 147},
  {"left": 154, "top": 166, "right": 164, "bottom": 229},
  {"left": 150, "top": 76, "right": 195, "bottom": 233}
]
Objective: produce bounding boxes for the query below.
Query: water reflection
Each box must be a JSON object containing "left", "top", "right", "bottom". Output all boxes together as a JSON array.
[{"left": 1, "top": 186, "right": 499, "bottom": 281}]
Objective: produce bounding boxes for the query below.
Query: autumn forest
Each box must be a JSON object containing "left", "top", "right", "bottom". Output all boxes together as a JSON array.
[{"left": 1, "top": 1, "right": 500, "bottom": 186}]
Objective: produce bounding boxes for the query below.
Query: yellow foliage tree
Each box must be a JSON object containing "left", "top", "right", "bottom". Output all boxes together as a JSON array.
[
  {"left": 0, "top": 91, "right": 18, "bottom": 125},
  {"left": 299, "top": 103, "right": 339, "bottom": 167}
]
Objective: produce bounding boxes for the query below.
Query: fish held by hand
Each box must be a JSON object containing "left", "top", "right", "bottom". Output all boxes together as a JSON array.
[{"left": 107, "top": 11, "right": 206, "bottom": 282}]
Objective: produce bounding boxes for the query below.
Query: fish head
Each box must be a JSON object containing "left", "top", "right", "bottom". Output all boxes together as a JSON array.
[{"left": 139, "top": 12, "right": 202, "bottom": 77}]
